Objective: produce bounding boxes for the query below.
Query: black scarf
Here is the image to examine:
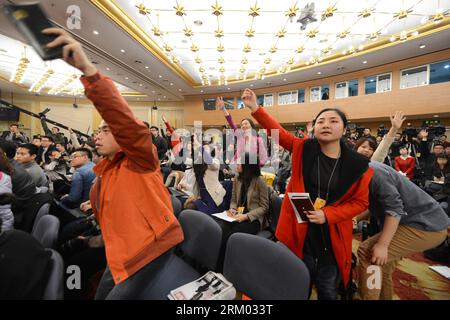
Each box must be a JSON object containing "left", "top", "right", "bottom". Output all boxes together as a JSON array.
[{"left": 302, "top": 138, "right": 370, "bottom": 205}]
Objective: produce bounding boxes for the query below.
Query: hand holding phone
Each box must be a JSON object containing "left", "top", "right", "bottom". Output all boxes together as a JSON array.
[{"left": 2, "top": 3, "right": 62, "bottom": 60}]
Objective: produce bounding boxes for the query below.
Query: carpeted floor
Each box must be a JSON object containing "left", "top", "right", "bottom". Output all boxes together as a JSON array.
[{"left": 351, "top": 239, "right": 450, "bottom": 300}]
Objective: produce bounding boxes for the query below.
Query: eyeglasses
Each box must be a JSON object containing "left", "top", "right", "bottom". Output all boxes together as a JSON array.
[{"left": 69, "top": 154, "right": 84, "bottom": 161}]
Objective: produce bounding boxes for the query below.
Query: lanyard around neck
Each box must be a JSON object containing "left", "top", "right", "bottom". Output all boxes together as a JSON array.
[{"left": 317, "top": 152, "right": 340, "bottom": 202}]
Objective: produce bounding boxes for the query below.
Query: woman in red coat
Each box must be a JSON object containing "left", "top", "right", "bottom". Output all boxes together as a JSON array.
[
  {"left": 241, "top": 89, "right": 373, "bottom": 300},
  {"left": 394, "top": 146, "right": 415, "bottom": 180}
]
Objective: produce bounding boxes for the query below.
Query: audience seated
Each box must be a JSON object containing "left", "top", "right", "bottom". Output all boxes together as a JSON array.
[
  {"left": 185, "top": 138, "right": 227, "bottom": 215},
  {"left": 59, "top": 148, "right": 95, "bottom": 210},
  {"left": 0, "top": 140, "right": 37, "bottom": 228},
  {"left": 1, "top": 123, "right": 29, "bottom": 144},
  {"left": 214, "top": 152, "right": 269, "bottom": 270},
  {"left": 15, "top": 143, "right": 49, "bottom": 191},
  {"left": 394, "top": 145, "right": 416, "bottom": 180}
]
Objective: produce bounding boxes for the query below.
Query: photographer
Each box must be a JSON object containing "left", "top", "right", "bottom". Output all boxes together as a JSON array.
[{"left": 1, "top": 124, "right": 29, "bottom": 144}]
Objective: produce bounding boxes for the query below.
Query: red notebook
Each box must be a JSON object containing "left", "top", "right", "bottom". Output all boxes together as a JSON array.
[{"left": 288, "top": 193, "right": 314, "bottom": 223}]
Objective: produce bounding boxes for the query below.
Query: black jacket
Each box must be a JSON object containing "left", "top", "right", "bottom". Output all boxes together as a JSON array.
[
  {"left": 9, "top": 160, "right": 37, "bottom": 225},
  {"left": 153, "top": 135, "right": 168, "bottom": 161}
]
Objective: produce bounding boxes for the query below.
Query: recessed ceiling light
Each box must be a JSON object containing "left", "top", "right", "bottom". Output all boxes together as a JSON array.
[
  {"left": 419, "top": 44, "right": 426, "bottom": 49},
  {"left": 178, "top": 89, "right": 182, "bottom": 92},
  {"left": 106, "top": 67, "right": 110, "bottom": 71},
  {"left": 152, "top": 90, "right": 155, "bottom": 93},
  {"left": 444, "top": 65, "right": 449, "bottom": 69},
  {"left": 363, "top": 60, "right": 367, "bottom": 64},
  {"left": 317, "top": 72, "right": 322, "bottom": 75},
  {"left": 283, "top": 78, "right": 287, "bottom": 81},
  {"left": 120, "top": 49, "right": 125, "bottom": 53},
  {"left": 145, "top": 66, "right": 149, "bottom": 69},
  {"left": 433, "top": 114, "right": 439, "bottom": 117},
  {"left": 200, "top": 90, "right": 204, "bottom": 93},
  {"left": 170, "top": 83, "right": 174, "bottom": 86},
  {"left": 158, "top": 75, "right": 162, "bottom": 78},
  {"left": 125, "top": 77, "right": 129, "bottom": 79},
  {"left": 139, "top": 84, "right": 143, "bottom": 87},
  {"left": 93, "top": 30, "right": 99, "bottom": 35},
  {"left": 250, "top": 84, "right": 254, "bottom": 87},
  {"left": 163, "top": 96, "right": 166, "bottom": 98},
  {"left": 227, "top": 88, "right": 231, "bottom": 90}
]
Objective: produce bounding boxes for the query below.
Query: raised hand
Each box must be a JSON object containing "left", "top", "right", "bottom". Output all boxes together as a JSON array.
[
  {"left": 215, "top": 97, "right": 225, "bottom": 111},
  {"left": 241, "top": 88, "right": 258, "bottom": 111},
  {"left": 162, "top": 115, "right": 167, "bottom": 123},
  {"left": 42, "top": 28, "right": 97, "bottom": 76},
  {"left": 390, "top": 111, "right": 406, "bottom": 131}
]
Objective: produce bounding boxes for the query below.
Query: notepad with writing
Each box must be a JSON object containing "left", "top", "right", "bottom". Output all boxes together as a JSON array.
[
  {"left": 212, "top": 211, "right": 237, "bottom": 222},
  {"left": 287, "top": 193, "right": 314, "bottom": 224}
]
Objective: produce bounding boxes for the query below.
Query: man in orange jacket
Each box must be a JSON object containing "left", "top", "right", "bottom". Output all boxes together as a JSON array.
[{"left": 43, "top": 28, "right": 184, "bottom": 299}]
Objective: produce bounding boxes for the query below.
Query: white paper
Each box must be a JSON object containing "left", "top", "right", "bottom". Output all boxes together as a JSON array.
[
  {"left": 212, "top": 211, "right": 237, "bottom": 222},
  {"left": 429, "top": 266, "right": 450, "bottom": 280},
  {"left": 168, "top": 271, "right": 236, "bottom": 300}
]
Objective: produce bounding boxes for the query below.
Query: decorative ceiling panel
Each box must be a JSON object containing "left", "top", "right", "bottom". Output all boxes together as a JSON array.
[{"left": 93, "top": 0, "right": 449, "bottom": 87}]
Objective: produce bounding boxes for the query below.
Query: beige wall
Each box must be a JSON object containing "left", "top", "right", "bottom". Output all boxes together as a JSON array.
[{"left": 183, "top": 49, "right": 450, "bottom": 126}]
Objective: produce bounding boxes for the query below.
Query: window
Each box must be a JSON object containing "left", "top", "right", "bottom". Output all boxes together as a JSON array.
[
  {"left": 224, "top": 98, "right": 234, "bottom": 110},
  {"left": 348, "top": 80, "right": 358, "bottom": 96},
  {"left": 310, "top": 84, "right": 329, "bottom": 102},
  {"left": 429, "top": 60, "right": 450, "bottom": 85},
  {"left": 203, "top": 98, "right": 216, "bottom": 111},
  {"left": 236, "top": 98, "right": 245, "bottom": 109},
  {"left": 263, "top": 94, "right": 273, "bottom": 107},
  {"left": 256, "top": 94, "right": 273, "bottom": 107},
  {"left": 365, "top": 73, "right": 391, "bottom": 94},
  {"left": 335, "top": 80, "right": 358, "bottom": 99},
  {"left": 335, "top": 82, "right": 347, "bottom": 99},
  {"left": 365, "top": 76, "right": 376, "bottom": 94},
  {"left": 310, "top": 86, "right": 321, "bottom": 102},
  {"left": 256, "top": 95, "right": 264, "bottom": 107},
  {"left": 297, "top": 89, "right": 305, "bottom": 103},
  {"left": 377, "top": 73, "right": 391, "bottom": 92},
  {"left": 278, "top": 90, "right": 298, "bottom": 105},
  {"left": 401, "top": 65, "right": 428, "bottom": 89}
]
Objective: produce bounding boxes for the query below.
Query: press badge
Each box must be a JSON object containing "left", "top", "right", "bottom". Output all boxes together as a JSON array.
[{"left": 314, "top": 197, "right": 326, "bottom": 210}]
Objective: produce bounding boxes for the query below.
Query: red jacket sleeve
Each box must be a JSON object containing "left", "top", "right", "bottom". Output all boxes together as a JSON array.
[
  {"left": 81, "top": 73, "right": 158, "bottom": 171},
  {"left": 251, "top": 107, "right": 303, "bottom": 153},
  {"left": 323, "top": 168, "right": 374, "bottom": 225}
]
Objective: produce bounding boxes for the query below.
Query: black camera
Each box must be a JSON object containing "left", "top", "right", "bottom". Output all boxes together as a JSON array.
[
  {"left": 377, "top": 124, "right": 389, "bottom": 137},
  {"left": 404, "top": 127, "right": 418, "bottom": 138},
  {"left": 60, "top": 214, "right": 100, "bottom": 254}
]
